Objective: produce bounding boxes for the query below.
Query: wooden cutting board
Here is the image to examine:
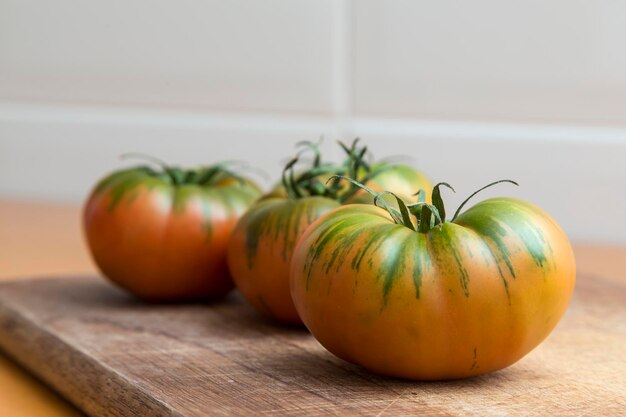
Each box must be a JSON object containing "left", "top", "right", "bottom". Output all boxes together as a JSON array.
[{"left": 0, "top": 274, "right": 624, "bottom": 417}]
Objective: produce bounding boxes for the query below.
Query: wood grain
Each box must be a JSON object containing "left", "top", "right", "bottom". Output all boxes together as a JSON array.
[{"left": 0, "top": 274, "right": 624, "bottom": 416}]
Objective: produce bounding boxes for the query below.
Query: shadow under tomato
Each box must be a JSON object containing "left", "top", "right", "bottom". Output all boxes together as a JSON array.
[
  {"left": 251, "top": 346, "right": 545, "bottom": 392},
  {"left": 57, "top": 276, "right": 240, "bottom": 308}
]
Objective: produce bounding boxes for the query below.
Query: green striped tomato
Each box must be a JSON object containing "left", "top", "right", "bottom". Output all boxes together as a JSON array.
[
  {"left": 290, "top": 185, "right": 576, "bottom": 380},
  {"left": 348, "top": 163, "right": 432, "bottom": 204},
  {"left": 227, "top": 196, "right": 340, "bottom": 323},
  {"left": 85, "top": 163, "right": 261, "bottom": 301}
]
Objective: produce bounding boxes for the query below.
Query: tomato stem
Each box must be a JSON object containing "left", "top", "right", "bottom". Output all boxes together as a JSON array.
[
  {"left": 280, "top": 138, "right": 386, "bottom": 201},
  {"left": 295, "top": 136, "right": 323, "bottom": 168},
  {"left": 431, "top": 182, "right": 455, "bottom": 223},
  {"left": 119, "top": 153, "right": 247, "bottom": 187},
  {"left": 329, "top": 176, "right": 416, "bottom": 229},
  {"left": 451, "top": 180, "right": 519, "bottom": 222},
  {"left": 281, "top": 156, "right": 301, "bottom": 198},
  {"left": 120, "top": 152, "right": 182, "bottom": 185},
  {"left": 331, "top": 177, "right": 519, "bottom": 233}
]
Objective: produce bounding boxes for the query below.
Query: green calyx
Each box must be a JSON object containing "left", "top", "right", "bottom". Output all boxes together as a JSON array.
[
  {"left": 331, "top": 176, "right": 518, "bottom": 233},
  {"left": 281, "top": 138, "right": 391, "bottom": 202},
  {"left": 120, "top": 153, "right": 247, "bottom": 187}
]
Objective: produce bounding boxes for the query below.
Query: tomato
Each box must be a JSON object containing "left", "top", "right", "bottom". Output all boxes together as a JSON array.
[
  {"left": 347, "top": 162, "right": 432, "bottom": 204},
  {"left": 84, "top": 162, "right": 261, "bottom": 301},
  {"left": 290, "top": 181, "right": 575, "bottom": 380},
  {"left": 227, "top": 150, "right": 343, "bottom": 324},
  {"left": 337, "top": 140, "right": 431, "bottom": 203},
  {"left": 228, "top": 196, "right": 340, "bottom": 323}
]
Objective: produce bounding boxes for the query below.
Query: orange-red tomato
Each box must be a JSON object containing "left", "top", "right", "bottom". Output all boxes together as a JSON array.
[
  {"left": 290, "top": 184, "right": 575, "bottom": 380},
  {"left": 84, "top": 165, "right": 261, "bottom": 301},
  {"left": 227, "top": 196, "right": 340, "bottom": 323}
]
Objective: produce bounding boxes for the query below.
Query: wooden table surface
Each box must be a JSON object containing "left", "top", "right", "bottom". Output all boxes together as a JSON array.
[
  {"left": 1, "top": 199, "right": 625, "bottom": 416},
  {"left": 0, "top": 200, "right": 91, "bottom": 417}
]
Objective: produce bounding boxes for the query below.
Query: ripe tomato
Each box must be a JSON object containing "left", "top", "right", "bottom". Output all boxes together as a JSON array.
[
  {"left": 336, "top": 140, "right": 431, "bottom": 204},
  {"left": 290, "top": 181, "right": 575, "bottom": 380},
  {"left": 228, "top": 196, "right": 340, "bottom": 323},
  {"left": 347, "top": 162, "right": 432, "bottom": 204},
  {"left": 227, "top": 152, "right": 341, "bottom": 324},
  {"left": 84, "top": 161, "right": 261, "bottom": 301}
]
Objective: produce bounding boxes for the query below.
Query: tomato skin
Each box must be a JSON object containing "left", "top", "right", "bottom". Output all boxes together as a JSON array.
[
  {"left": 348, "top": 163, "right": 432, "bottom": 204},
  {"left": 84, "top": 168, "right": 261, "bottom": 301},
  {"left": 227, "top": 196, "right": 340, "bottom": 324},
  {"left": 290, "top": 199, "right": 575, "bottom": 380}
]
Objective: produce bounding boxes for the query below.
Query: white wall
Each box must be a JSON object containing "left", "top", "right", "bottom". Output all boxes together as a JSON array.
[{"left": 1, "top": 1, "right": 625, "bottom": 243}]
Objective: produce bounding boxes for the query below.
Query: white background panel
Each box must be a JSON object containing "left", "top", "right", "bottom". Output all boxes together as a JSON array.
[
  {"left": 353, "top": 1, "right": 626, "bottom": 124},
  {"left": 0, "top": 0, "right": 335, "bottom": 113},
  {"left": 0, "top": 103, "right": 335, "bottom": 201},
  {"left": 349, "top": 120, "right": 626, "bottom": 243}
]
